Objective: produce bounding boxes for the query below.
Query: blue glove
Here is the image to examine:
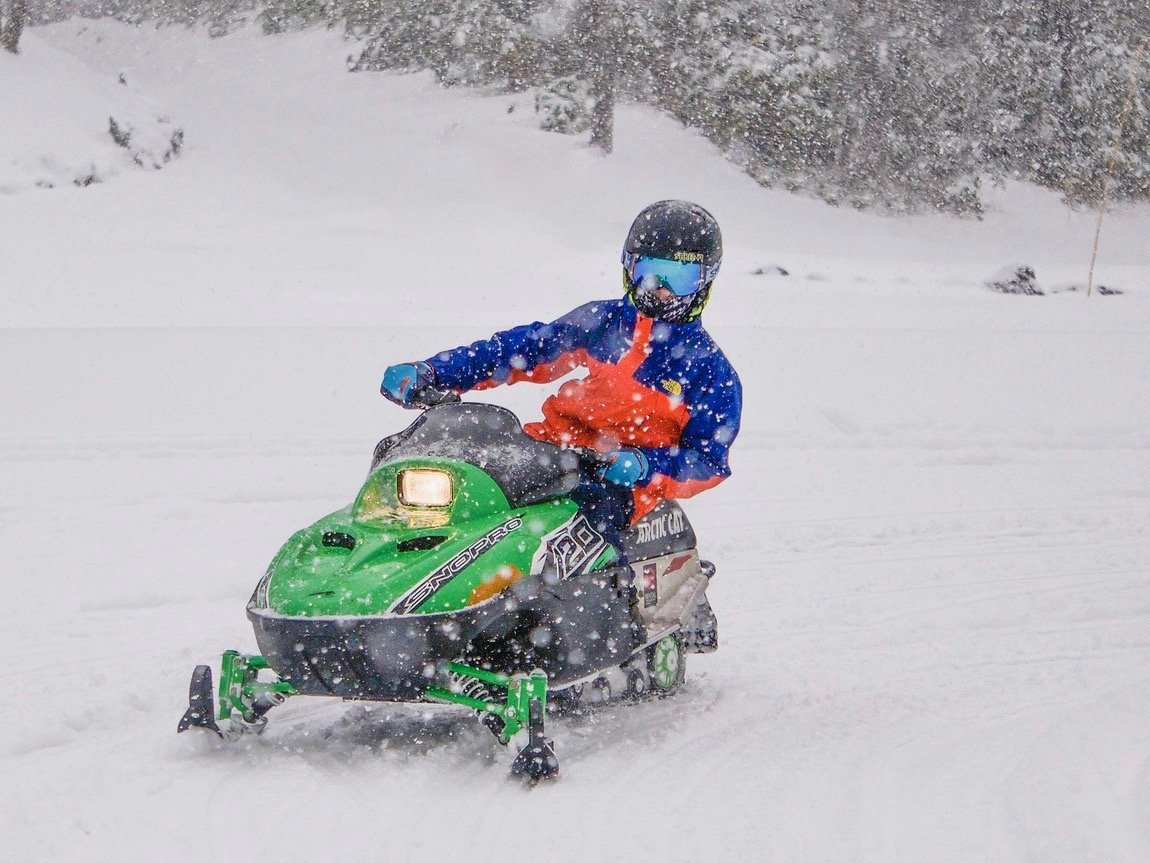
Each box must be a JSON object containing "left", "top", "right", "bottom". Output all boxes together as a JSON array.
[
  {"left": 599, "top": 449, "right": 649, "bottom": 487},
  {"left": 381, "top": 361, "right": 435, "bottom": 407}
]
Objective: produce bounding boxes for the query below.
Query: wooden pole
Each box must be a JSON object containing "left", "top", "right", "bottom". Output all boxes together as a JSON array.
[{"left": 1087, "top": 47, "right": 1144, "bottom": 297}]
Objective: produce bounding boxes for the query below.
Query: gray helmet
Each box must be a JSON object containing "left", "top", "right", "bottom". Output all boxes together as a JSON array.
[{"left": 621, "top": 200, "right": 722, "bottom": 322}]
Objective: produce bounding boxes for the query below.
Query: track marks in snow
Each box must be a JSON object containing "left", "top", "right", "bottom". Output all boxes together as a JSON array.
[
  {"left": 3, "top": 418, "right": 1149, "bottom": 859},
  {"left": 0, "top": 436, "right": 369, "bottom": 463}
]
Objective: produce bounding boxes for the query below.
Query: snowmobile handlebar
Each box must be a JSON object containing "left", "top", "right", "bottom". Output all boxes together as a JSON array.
[
  {"left": 408, "top": 385, "right": 462, "bottom": 409},
  {"left": 573, "top": 447, "right": 613, "bottom": 469},
  {"left": 408, "top": 394, "right": 609, "bottom": 474}
]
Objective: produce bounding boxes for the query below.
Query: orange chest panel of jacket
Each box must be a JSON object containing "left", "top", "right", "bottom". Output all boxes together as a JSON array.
[{"left": 522, "top": 316, "right": 690, "bottom": 452}]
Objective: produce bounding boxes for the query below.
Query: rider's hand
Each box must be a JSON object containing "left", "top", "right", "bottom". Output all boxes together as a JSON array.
[
  {"left": 381, "top": 361, "right": 436, "bottom": 408},
  {"left": 598, "top": 449, "right": 649, "bottom": 487}
]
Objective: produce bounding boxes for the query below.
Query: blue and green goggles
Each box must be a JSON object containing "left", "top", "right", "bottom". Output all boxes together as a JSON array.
[{"left": 625, "top": 254, "right": 706, "bottom": 297}]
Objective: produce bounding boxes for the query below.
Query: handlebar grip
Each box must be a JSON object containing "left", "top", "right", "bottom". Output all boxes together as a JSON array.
[
  {"left": 574, "top": 447, "right": 611, "bottom": 472},
  {"left": 410, "top": 386, "right": 461, "bottom": 408}
]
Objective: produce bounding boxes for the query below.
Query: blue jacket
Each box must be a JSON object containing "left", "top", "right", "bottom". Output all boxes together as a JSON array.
[{"left": 424, "top": 298, "right": 741, "bottom": 517}]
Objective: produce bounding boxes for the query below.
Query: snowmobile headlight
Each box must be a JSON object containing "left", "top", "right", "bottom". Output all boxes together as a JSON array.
[
  {"left": 398, "top": 469, "right": 454, "bottom": 508},
  {"left": 252, "top": 566, "right": 274, "bottom": 609}
]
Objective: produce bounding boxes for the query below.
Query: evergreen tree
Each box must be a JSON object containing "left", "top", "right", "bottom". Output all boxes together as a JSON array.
[
  {"left": 353, "top": 0, "right": 542, "bottom": 89},
  {"left": 567, "top": 0, "right": 630, "bottom": 152},
  {"left": 21, "top": 0, "right": 1150, "bottom": 211},
  {"left": 641, "top": 1, "right": 840, "bottom": 189},
  {"left": 2, "top": 0, "right": 28, "bottom": 52},
  {"left": 828, "top": 0, "right": 980, "bottom": 212},
  {"left": 975, "top": 0, "right": 1150, "bottom": 204},
  {"left": 260, "top": 0, "right": 343, "bottom": 34}
]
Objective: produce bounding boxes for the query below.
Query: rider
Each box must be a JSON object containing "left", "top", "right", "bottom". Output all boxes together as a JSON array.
[{"left": 381, "top": 200, "right": 742, "bottom": 553}]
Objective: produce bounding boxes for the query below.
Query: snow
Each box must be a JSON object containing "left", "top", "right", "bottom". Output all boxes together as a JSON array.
[
  {"left": 0, "top": 27, "right": 182, "bottom": 193},
  {"left": 2, "top": 20, "right": 1149, "bottom": 863}
]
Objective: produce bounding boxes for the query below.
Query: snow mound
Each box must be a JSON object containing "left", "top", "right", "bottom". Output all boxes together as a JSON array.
[
  {"left": 0, "top": 30, "right": 183, "bottom": 193},
  {"left": 987, "top": 264, "right": 1043, "bottom": 295},
  {"left": 987, "top": 264, "right": 1128, "bottom": 296}
]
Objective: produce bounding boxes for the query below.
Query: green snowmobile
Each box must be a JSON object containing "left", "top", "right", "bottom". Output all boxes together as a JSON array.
[{"left": 178, "top": 395, "right": 719, "bottom": 780}]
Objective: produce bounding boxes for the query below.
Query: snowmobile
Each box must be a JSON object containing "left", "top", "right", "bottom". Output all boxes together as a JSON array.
[{"left": 178, "top": 390, "right": 719, "bottom": 780}]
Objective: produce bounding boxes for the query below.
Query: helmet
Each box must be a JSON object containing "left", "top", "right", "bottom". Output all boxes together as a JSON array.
[{"left": 621, "top": 200, "right": 722, "bottom": 323}]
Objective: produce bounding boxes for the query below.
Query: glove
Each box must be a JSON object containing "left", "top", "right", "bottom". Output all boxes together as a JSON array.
[
  {"left": 599, "top": 449, "right": 649, "bottom": 487},
  {"left": 381, "top": 361, "right": 436, "bottom": 407}
]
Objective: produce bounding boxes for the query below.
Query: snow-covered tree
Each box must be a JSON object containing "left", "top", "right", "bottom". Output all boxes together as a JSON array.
[
  {"left": 974, "top": 0, "right": 1150, "bottom": 205},
  {"left": 352, "top": 0, "right": 544, "bottom": 89},
  {"left": 24, "top": 0, "right": 1150, "bottom": 211},
  {"left": 826, "top": 0, "right": 981, "bottom": 212},
  {"left": 2, "top": 0, "right": 28, "bottom": 53},
  {"left": 629, "top": 1, "right": 840, "bottom": 191},
  {"left": 566, "top": 0, "right": 630, "bottom": 152},
  {"left": 260, "top": 0, "right": 343, "bottom": 34}
]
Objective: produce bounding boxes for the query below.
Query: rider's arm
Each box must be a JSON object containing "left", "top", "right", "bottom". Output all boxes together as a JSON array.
[
  {"left": 422, "top": 302, "right": 608, "bottom": 392},
  {"left": 634, "top": 358, "right": 742, "bottom": 498}
]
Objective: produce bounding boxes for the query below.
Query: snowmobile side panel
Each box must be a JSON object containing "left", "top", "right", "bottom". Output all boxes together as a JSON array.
[
  {"left": 249, "top": 561, "right": 643, "bottom": 698},
  {"left": 247, "top": 597, "right": 510, "bottom": 699},
  {"left": 463, "top": 564, "right": 644, "bottom": 687},
  {"left": 621, "top": 500, "right": 697, "bottom": 560}
]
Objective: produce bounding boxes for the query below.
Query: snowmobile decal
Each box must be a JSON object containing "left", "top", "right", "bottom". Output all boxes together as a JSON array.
[
  {"left": 642, "top": 563, "right": 658, "bottom": 607},
  {"left": 532, "top": 513, "right": 609, "bottom": 581},
  {"left": 390, "top": 516, "right": 523, "bottom": 614},
  {"left": 639, "top": 554, "right": 694, "bottom": 609},
  {"left": 636, "top": 507, "right": 687, "bottom": 545},
  {"left": 635, "top": 550, "right": 702, "bottom": 624}
]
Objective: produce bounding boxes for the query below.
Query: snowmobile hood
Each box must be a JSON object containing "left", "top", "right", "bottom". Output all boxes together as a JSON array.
[{"left": 252, "top": 456, "right": 580, "bottom": 618}]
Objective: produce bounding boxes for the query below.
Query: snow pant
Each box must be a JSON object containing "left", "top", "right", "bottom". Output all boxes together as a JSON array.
[{"left": 569, "top": 477, "right": 634, "bottom": 565}]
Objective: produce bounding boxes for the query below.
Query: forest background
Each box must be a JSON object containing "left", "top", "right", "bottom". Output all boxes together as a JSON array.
[{"left": 6, "top": 0, "right": 1150, "bottom": 214}]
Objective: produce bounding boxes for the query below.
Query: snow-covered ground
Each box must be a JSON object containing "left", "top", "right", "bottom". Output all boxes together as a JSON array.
[
  {"left": 0, "top": 26, "right": 183, "bottom": 194},
  {"left": 2, "top": 21, "right": 1149, "bottom": 863}
]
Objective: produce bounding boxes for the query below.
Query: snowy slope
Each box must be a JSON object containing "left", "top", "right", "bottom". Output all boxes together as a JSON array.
[
  {"left": 0, "top": 27, "right": 182, "bottom": 194},
  {"left": 1, "top": 21, "right": 1149, "bottom": 863}
]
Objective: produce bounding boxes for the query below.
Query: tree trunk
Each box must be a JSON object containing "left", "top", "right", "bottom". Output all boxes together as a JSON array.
[
  {"left": 1044, "top": 0, "right": 1090, "bottom": 200},
  {"left": 589, "top": 66, "right": 615, "bottom": 154},
  {"left": 1, "top": 0, "right": 28, "bottom": 55},
  {"left": 579, "top": 0, "right": 620, "bottom": 155}
]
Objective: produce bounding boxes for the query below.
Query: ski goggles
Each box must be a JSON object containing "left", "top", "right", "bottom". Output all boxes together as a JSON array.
[{"left": 625, "top": 254, "right": 706, "bottom": 297}]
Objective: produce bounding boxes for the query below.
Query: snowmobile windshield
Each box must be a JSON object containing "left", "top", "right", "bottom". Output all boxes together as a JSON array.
[{"left": 373, "top": 403, "right": 582, "bottom": 508}]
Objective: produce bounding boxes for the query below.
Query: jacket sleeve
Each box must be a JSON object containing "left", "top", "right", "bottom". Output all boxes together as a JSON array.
[
  {"left": 422, "top": 303, "right": 605, "bottom": 392},
  {"left": 635, "top": 358, "right": 741, "bottom": 493}
]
